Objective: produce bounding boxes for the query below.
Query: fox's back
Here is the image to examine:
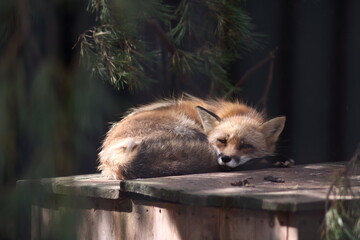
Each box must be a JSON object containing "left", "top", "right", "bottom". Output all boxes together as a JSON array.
[
  {"left": 98, "top": 98, "right": 215, "bottom": 179},
  {"left": 98, "top": 97, "right": 265, "bottom": 179}
]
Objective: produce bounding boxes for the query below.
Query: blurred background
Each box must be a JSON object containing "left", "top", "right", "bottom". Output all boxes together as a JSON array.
[{"left": 0, "top": 0, "right": 359, "bottom": 239}]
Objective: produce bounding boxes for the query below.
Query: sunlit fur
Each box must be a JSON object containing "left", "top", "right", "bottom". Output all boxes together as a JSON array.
[{"left": 98, "top": 95, "right": 286, "bottom": 179}]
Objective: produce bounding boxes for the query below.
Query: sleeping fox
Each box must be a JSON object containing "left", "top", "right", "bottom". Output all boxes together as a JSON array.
[{"left": 98, "top": 95, "right": 291, "bottom": 179}]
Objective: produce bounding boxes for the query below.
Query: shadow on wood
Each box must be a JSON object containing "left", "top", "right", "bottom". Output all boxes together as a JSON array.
[{"left": 17, "top": 162, "right": 354, "bottom": 240}]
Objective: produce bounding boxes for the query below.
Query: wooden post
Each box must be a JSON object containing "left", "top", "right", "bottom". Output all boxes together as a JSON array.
[{"left": 17, "top": 162, "right": 354, "bottom": 240}]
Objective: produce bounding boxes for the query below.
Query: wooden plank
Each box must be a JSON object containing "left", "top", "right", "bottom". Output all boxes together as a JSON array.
[
  {"left": 98, "top": 199, "right": 186, "bottom": 240},
  {"left": 287, "top": 210, "right": 324, "bottom": 240},
  {"left": 120, "top": 162, "right": 348, "bottom": 211},
  {"left": 31, "top": 205, "right": 40, "bottom": 240},
  {"left": 17, "top": 162, "right": 355, "bottom": 212},
  {"left": 20, "top": 162, "right": 360, "bottom": 240},
  {"left": 184, "top": 206, "right": 220, "bottom": 240},
  {"left": 219, "top": 208, "right": 287, "bottom": 240},
  {"left": 145, "top": 202, "right": 182, "bottom": 239},
  {"left": 17, "top": 174, "right": 121, "bottom": 199},
  {"left": 31, "top": 195, "right": 327, "bottom": 240}
]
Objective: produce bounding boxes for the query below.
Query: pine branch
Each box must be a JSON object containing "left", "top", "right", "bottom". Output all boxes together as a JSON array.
[
  {"left": 225, "top": 47, "right": 278, "bottom": 99},
  {"left": 147, "top": 19, "right": 177, "bottom": 55},
  {"left": 79, "top": 0, "right": 261, "bottom": 92}
]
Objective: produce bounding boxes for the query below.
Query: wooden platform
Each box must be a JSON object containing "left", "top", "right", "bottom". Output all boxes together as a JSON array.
[{"left": 17, "top": 162, "right": 358, "bottom": 240}]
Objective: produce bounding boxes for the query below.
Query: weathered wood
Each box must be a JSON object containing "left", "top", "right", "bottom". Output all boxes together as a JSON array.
[
  {"left": 288, "top": 210, "right": 325, "bottom": 240},
  {"left": 17, "top": 162, "right": 358, "bottom": 240},
  {"left": 219, "top": 208, "right": 288, "bottom": 240},
  {"left": 28, "top": 197, "right": 287, "bottom": 240},
  {"left": 17, "top": 174, "right": 121, "bottom": 199},
  {"left": 120, "top": 162, "right": 346, "bottom": 211},
  {"left": 27, "top": 196, "right": 327, "bottom": 240},
  {"left": 18, "top": 162, "right": 348, "bottom": 211}
]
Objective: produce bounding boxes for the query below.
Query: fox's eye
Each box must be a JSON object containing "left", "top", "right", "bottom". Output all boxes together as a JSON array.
[
  {"left": 241, "top": 144, "right": 254, "bottom": 149},
  {"left": 217, "top": 138, "right": 227, "bottom": 144}
]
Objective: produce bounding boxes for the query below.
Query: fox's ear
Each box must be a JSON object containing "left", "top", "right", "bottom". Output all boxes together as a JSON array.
[
  {"left": 260, "top": 116, "right": 286, "bottom": 142},
  {"left": 196, "top": 106, "right": 221, "bottom": 133}
]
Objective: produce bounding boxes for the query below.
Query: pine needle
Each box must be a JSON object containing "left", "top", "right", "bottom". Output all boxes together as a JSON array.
[{"left": 78, "top": 0, "right": 262, "bottom": 92}]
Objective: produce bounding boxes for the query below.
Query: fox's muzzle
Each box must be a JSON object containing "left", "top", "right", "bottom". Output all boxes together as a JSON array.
[
  {"left": 217, "top": 154, "right": 247, "bottom": 169},
  {"left": 220, "top": 155, "right": 232, "bottom": 163}
]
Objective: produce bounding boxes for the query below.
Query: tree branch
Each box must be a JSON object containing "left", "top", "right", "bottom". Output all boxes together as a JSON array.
[
  {"left": 225, "top": 47, "right": 278, "bottom": 99},
  {"left": 257, "top": 54, "right": 275, "bottom": 110},
  {"left": 147, "top": 19, "right": 177, "bottom": 55}
]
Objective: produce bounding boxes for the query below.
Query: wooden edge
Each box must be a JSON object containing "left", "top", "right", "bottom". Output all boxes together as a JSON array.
[
  {"left": 16, "top": 162, "right": 351, "bottom": 212},
  {"left": 119, "top": 180, "right": 328, "bottom": 212},
  {"left": 16, "top": 174, "right": 121, "bottom": 199}
]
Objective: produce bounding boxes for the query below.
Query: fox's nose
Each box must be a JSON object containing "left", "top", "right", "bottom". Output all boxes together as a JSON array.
[{"left": 221, "top": 155, "right": 232, "bottom": 163}]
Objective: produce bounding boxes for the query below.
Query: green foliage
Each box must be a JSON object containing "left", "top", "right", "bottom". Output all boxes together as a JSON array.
[
  {"left": 325, "top": 207, "right": 360, "bottom": 240},
  {"left": 0, "top": 1, "right": 129, "bottom": 238},
  {"left": 80, "top": 0, "right": 261, "bottom": 94},
  {"left": 322, "top": 146, "right": 360, "bottom": 240}
]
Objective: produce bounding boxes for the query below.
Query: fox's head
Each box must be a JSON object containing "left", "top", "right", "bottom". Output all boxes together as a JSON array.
[{"left": 196, "top": 106, "right": 286, "bottom": 169}]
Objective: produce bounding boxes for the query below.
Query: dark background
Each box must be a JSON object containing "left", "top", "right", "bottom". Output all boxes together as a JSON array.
[
  {"left": 244, "top": 0, "right": 360, "bottom": 165},
  {"left": 0, "top": 1, "right": 359, "bottom": 238}
]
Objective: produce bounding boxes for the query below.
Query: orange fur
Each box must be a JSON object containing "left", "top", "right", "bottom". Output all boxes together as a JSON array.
[{"left": 98, "top": 95, "right": 286, "bottom": 179}]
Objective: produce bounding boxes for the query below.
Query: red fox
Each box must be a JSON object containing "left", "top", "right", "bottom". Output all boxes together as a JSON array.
[{"left": 98, "top": 95, "right": 291, "bottom": 179}]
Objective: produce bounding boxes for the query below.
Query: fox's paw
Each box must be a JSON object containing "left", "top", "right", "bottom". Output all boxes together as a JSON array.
[{"left": 272, "top": 155, "right": 294, "bottom": 168}]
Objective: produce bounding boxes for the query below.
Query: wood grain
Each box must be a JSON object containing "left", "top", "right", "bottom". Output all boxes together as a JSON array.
[{"left": 17, "top": 162, "right": 358, "bottom": 240}]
